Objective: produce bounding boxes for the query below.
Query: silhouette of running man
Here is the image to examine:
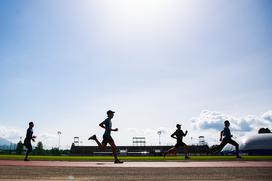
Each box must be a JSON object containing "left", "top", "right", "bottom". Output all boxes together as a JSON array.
[
  {"left": 210, "top": 120, "right": 242, "bottom": 158},
  {"left": 164, "top": 124, "right": 190, "bottom": 159},
  {"left": 88, "top": 110, "right": 123, "bottom": 163},
  {"left": 23, "top": 122, "right": 36, "bottom": 161}
]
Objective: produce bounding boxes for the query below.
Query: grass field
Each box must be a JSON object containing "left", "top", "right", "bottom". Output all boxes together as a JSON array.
[{"left": 0, "top": 155, "right": 272, "bottom": 161}]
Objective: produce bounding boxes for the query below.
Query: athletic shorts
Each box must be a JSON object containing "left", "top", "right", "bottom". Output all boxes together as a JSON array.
[
  {"left": 102, "top": 135, "right": 114, "bottom": 145},
  {"left": 23, "top": 140, "right": 32, "bottom": 151},
  {"left": 175, "top": 141, "right": 186, "bottom": 148}
]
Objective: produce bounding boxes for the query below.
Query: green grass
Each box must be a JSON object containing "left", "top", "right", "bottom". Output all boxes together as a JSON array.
[{"left": 0, "top": 155, "right": 272, "bottom": 161}]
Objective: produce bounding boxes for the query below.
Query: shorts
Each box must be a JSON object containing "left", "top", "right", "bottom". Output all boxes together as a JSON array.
[
  {"left": 24, "top": 140, "right": 32, "bottom": 151},
  {"left": 175, "top": 141, "right": 186, "bottom": 148},
  {"left": 221, "top": 138, "right": 239, "bottom": 147},
  {"left": 102, "top": 135, "right": 114, "bottom": 145}
]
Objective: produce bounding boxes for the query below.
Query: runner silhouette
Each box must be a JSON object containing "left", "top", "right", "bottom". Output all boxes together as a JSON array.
[
  {"left": 164, "top": 124, "right": 190, "bottom": 159},
  {"left": 88, "top": 110, "right": 123, "bottom": 163},
  {"left": 210, "top": 120, "right": 242, "bottom": 158},
  {"left": 23, "top": 122, "right": 36, "bottom": 161}
]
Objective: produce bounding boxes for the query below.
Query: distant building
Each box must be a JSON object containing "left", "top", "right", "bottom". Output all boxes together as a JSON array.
[
  {"left": 70, "top": 145, "right": 209, "bottom": 156},
  {"left": 240, "top": 133, "right": 272, "bottom": 155}
]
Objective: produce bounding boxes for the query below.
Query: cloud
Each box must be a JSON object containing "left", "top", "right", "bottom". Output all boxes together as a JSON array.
[
  {"left": 0, "top": 126, "right": 24, "bottom": 143},
  {"left": 0, "top": 126, "right": 58, "bottom": 148},
  {"left": 36, "top": 133, "right": 58, "bottom": 149},
  {"left": 262, "top": 110, "right": 272, "bottom": 122},
  {"left": 191, "top": 110, "right": 235, "bottom": 131},
  {"left": 126, "top": 109, "right": 272, "bottom": 146},
  {"left": 192, "top": 110, "right": 272, "bottom": 133},
  {"left": 189, "top": 110, "right": 272, "bottom": 146},
  {"left": 38, "top": 133, "right": 57, "bottom": 141}
]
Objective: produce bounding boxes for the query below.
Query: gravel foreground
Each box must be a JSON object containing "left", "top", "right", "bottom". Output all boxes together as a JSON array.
[{"left": 0, "top": 166, "right": 272, "bottom": 181}]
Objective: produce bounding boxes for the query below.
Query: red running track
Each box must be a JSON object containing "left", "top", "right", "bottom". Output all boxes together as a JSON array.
[{"left": 0, "top": 160, "right": 272, "bottom": 168}]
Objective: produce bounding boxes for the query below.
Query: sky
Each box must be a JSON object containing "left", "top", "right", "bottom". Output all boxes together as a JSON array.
[{"left": 0, "top": 0, "right": 272, "bottom": 149}]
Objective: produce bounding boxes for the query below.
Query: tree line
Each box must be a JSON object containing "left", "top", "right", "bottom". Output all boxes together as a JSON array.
[{"left": 14, "top": 141, "right": 70, "bottom": 156}]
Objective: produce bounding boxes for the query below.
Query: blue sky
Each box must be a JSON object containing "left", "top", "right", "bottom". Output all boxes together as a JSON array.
[{"left": 0, "top": 0, "right": 272, "bottom": 148}]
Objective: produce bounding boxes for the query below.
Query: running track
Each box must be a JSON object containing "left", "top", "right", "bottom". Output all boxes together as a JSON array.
[{"left": 1, "top": 160, "right": 272, "bottom": 168}]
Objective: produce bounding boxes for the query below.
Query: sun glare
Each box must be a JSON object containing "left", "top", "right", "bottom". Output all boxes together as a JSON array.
[{"left": 93, "top": 0, "right": 197, "bottom": 39}]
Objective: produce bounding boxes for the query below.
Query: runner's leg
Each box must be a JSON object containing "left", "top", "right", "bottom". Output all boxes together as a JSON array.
[
  {"left": 93, "top": 137, "right": 106, "bottom": 150},
  {"left": 210, "top": 139, "right": 228, "bottom": 153},
  {"left": 109, "top": 141, "right": 118, "bottom": 161},
  {"left": 164, "top": 147, "right": 177, "bottom": 157},
  {"left": 24, "top": 143, "right": 32, "bottom": 160},
  {"left": 183, "top": 143, "right": 189, "bottom": 158},
  {"left": 228, "top": 139, "right": 240, "bottom": 157}
]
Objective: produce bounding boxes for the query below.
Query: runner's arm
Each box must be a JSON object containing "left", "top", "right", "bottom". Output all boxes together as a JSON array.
[
  {"left": 219, "top": 130, "right": 223, "bottom": 141},
  {"left": 171, "top": 132, "right": 177, "bottom": 139},
  {"left": 99, "top": 121, "right": 117, "bottom": 131},
  {"left": 99, "top": 121, "right": 106, "bottom": 129}
]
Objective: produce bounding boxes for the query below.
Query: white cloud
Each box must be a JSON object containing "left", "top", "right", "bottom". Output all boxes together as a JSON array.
[
  {"left": 1, "top": 110, "right": 271, "bottom": 148},
  {"left": 0, "top": 126, "right": 58, "bottom": 148},
  {"left": 192, "top": 110, "right": 272, "bottom": 132},
  {"left": 262, "top": 110, "right": 272, "bottom": 122},
  {"left": 191, "top": 110, "right": 272, "bottom": 145},
  {"left": 0, "top": 126, "right": 24, "bottom": 143},
  {"left": 191, "top": 110, "right": 237, "bottom": 131},
  {"left": 126, "top": 110, "right": 272, "bottom": 146},
  {"left": 35, "top": 133, "right": 58, "bottom": 149}
]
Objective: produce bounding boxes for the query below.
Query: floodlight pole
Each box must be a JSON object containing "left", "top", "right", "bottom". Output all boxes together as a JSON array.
[
  {"left": 157, "top": 130, "right": 162, "bottom": 145},
  {"left": 57, "top": 131, "right": 62, "bottom": 149}
]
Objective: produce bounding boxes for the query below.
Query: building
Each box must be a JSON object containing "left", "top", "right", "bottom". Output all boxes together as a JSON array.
[
  {"left": 70, "top": 144, "right": 209, "bottom": 156},
  {"left": 240, "top": 133, "right": 272, "bottom": 155}
]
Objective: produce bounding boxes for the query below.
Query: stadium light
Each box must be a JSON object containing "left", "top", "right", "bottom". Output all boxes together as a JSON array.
[
  {"left": 157, "top": 130, "right": 162, "bottom": 145},
  {"left": 57, "top": 131, "right": 62, "bottom": 149}
]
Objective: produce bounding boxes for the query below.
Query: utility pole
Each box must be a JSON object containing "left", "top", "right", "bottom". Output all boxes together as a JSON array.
[
  {"left": 157, "top": 130, "right": 162, "bottom": 145},
  {"left": 57, "top": 131, "right": 62, "bottom": 149}
]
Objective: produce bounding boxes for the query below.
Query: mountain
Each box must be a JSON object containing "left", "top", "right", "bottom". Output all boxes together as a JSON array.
[
  {"left": 0, "top": 137, "right": 16, "bottom": 150},
  {"left": 0, "top": 137, "right": 12, "bottom": 146}
]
